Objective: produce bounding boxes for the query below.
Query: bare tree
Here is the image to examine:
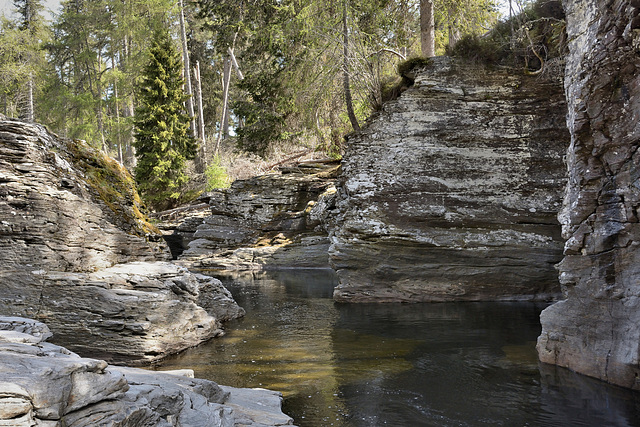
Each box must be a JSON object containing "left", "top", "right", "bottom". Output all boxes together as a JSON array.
[
  {"left": 179, "top": 0, "right": 196, "bottom": 136},
  {"left": 343, "top": 0, "right": 359, "bottom": 131}
]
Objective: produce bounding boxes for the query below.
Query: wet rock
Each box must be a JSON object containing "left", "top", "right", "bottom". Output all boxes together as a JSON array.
[
  {"left": 0, "top": 317, "right": 294, "bottom": 427},
  {"left": 328, "top": 57, "right": 569, "bottom": 302},
  {"left": 537, "top": 0, "right": 640, "bottom": 389}
]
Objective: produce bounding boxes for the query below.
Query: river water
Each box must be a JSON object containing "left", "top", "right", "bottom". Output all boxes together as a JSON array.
[{"left": 157, "top": 269, "right": 640, "bottom": 426}]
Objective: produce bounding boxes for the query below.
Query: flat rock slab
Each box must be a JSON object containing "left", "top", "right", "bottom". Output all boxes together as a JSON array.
[
  {"left": 0, "top": 262, "right": 245, "bottom": 364},
  {"left": 0, "top": 316, "right": 294, "bottom": 426}
]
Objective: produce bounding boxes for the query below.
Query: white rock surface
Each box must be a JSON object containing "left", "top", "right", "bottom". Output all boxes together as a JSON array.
[{"left": 0, "top": 317, "right": 295, "bottom": 427}]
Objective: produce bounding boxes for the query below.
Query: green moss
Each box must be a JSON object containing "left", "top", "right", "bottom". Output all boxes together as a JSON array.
[
  {"left": 67, "top": 139, "right": 160, "bottom": 236},
  {"left": 397, "top": 56, "right": 432, "bottom": 84}
]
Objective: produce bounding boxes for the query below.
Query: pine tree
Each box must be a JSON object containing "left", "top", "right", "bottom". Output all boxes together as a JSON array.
[{"left": 133, "top": 28, "right": 197, "bottom": 210}]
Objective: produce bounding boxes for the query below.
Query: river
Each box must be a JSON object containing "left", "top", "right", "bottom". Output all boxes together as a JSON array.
[{"left": 157, "top": 269, "right": 640, "bottom": 426}]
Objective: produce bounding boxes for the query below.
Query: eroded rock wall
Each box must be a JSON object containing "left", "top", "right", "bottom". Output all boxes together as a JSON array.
[
  {"left": 178, "top": 161, "right": 339, "bottom": 271},
  {"left": 0, "top": 118, "right": 244, "bottom": 363},
  {"left": 329, "top": 57, "right": 569, "bottom": 302},
  {"left": 0, "top": 118, "right": 168, "bottom": 271},
  {"left": 537, "top": 1, "right": 640, "bottom": 389}
]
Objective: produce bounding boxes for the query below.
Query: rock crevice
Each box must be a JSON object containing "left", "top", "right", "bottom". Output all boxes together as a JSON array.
[{"left": 537, "top": 0, "right": 640, "bottom": 390}]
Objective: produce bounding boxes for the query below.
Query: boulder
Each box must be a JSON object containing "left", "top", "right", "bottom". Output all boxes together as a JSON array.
[
  {"left": 0, "top": 317, "right": 294, "bottom": 427},
  {"left": 0, "top": 118, "right": 168, "bottom": 272},
  {"left": 328, "top": 57, "right": 570, "bottom": 302},
  {"left": 0, "top": 261, "right": 244, "bottom": 364},
  {"left": 536, "top": 0, "right": 640, "bottom": 389}
]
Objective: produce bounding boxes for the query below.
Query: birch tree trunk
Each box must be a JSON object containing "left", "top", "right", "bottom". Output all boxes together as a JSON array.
[
  {"left": 194, "top": 61, "right": 206, "bottom": 173},
  {"left": 26, "top": 73, "right": 34, "bottom": 122},
  {"left": 216, "top": 56, "right": 232, "bottom": 154},
  {"left": 179, "top": 0, "right": 196, "bottom": 137}
]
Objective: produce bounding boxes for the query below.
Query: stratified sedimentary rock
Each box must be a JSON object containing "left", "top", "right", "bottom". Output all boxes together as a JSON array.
[
  {"left": 329, "top": 57, "right": 569, "bottom": 302},
  {"left": 178, "top": 160, "right": 339, "bottom": 271},
  {"left": 0, "top": 118, "right": 244, "bottom": 362},
  {"left": 0, "top": 262, "right": 244, "bottom": 364},
  {"left": 0, "top": 117, "right": 168, "bottom": 271},
  {"left": 537, "top": 1, "right": 640, "bottom": 389},
  {"left": 0, "top": 317, "right": 294, "bottom": 426}
]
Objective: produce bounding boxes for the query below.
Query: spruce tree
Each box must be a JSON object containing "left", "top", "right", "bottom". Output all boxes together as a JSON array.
[{"left": 133, "top": 28, "right": 197, "bottom": 210}]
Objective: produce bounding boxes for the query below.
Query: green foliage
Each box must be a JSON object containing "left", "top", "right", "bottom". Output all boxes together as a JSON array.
[
  {"left": 68, "top": 138, "right": 159, "bottom": 235},
  {"left": 133, "top": 29, "right": 197, "bottom": 211},
  {"left": 0, "top": 1, "right": 48, "bottom": 119},
  {"left": 205, "top": 155, "right": 232, "bottom": 190},
  {"left": 449, "top": 0, "right": 567, "bottom": 71}
]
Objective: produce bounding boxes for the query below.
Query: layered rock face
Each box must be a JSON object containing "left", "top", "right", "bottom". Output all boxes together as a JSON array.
[
  {"left": 0, "top": 118, "right": 168, "bottom": 270},
  {"left": 0, "top": 118, "right": 244, "bottom": 362},
  {"left": 329, "top": 57, "right": 569, "bottom": 302},
  {"left": 0, "top": 262, "right": 244, "bottom": 364},
  {"left": 178, "top": 161, "right": 339, "bottom": 271},
  {"left": 537, "top": 1, "right": 640, "bottom": 388},
  {"left": 0, "top": 317, "right": 293, "bottom": 426}
]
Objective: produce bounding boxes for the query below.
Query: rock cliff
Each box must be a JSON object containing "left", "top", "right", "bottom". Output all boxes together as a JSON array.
[
  {"left": 0, "top": 317, "right": 293, "bottom": 426},
  {"left": 0, "top": 117, "right": 244, "bottom": 363},
  {"left": 176, "top": 161, "right": 339, "bottom": 272},
  {"left": 537, "top": 0, "right": 640, "bottom": 389},
  {"left": 329, "top": 57, "right": 570, "bottom": 302}
]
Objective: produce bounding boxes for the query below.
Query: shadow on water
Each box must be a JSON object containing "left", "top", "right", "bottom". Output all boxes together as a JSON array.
[{"left": 156, "top": 269, "right": 640, "bottom": 427}]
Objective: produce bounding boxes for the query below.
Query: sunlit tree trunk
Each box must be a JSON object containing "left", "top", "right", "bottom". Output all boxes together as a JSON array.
[
  {"left": 420, "top": 0, "right": 435, "bottom": 57},
  {"left": 179, "top": 0, "right": 196, "bottom": 136}
]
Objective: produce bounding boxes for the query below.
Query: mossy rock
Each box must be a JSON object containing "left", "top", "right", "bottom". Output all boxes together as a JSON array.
[{"left": 66, "top": 139, "right": 160, "bottom": 236}]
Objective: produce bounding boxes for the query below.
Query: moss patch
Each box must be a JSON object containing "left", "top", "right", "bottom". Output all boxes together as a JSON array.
[{"left": 66, "top": 139, "right": 160, "bottom": 236}]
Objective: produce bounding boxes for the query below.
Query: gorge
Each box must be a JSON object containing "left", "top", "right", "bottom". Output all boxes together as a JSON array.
[{"left": 1, "top": 0, "right": 640, "bottom": 425}]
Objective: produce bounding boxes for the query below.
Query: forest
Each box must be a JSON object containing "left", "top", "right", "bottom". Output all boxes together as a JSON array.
[{"left": 0, "top": 0, "right": 563, "bottom": 210}]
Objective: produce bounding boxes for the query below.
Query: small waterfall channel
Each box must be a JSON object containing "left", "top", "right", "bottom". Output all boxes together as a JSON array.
[{"left": 157, "top": 269, "right": 640, "bottom": 426}]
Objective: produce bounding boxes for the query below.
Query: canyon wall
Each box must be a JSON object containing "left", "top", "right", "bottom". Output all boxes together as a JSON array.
[
  {"left": 537, "top": 1, "right": 640, "bottom": 389},
  {"left": 0, "top": 118, "right": 244, "bottom": 363},
  {"left": 177, "top": 161, "right": 339, "bottom": 272},
  {"left": 328, "top": 57, "right": 570, "bottom": 302}
]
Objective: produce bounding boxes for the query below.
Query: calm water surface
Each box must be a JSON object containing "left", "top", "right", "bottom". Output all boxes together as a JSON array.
[{"left": 157, "top": 269, "right": 640, "bottom": 426}]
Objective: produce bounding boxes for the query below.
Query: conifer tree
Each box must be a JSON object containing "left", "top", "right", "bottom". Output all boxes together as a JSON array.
[{"left": 133, "top": 29, "right": 197, "bottom": 210}]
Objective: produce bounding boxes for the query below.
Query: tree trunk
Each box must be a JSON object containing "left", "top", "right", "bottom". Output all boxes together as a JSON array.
[
  {"left": 114, "top": 78, "right": 123, "bottom": 164},
  {"left": 179, "top": 0, "right": 196, "bottom": 137},
  {"left": 194, "top": 61, "right": 206, "bottom": 173},
  {"left": 447, "top": 7, "right": 460, "bottom": 50},
  {"left": 216, "top": 56, "right": 232, "bottom": 154},
  {"left": 420, "top": 0, "right": 435, "bottom": 57},
  {"left": 228, "top": 47, "right": 244, "bottom": 80},
  {"left": 26, "top": 73, "right": 34, "bottom": 122},
  {"left": 342, "top": 0, "right": 359, "bottom": 132}
]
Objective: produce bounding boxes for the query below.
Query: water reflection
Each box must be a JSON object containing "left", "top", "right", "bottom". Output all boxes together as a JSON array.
[{"left": 156, "top": 269, "right": 640, "bottom": 426}]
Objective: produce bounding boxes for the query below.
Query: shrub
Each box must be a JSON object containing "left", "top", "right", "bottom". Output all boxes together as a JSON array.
[{"left": 205, "top": 155, "right": 232, "bottom": 191}]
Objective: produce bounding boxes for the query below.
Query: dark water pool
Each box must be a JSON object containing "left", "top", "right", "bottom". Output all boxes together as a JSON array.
[{"left": 157, "top": 269, "right": 640, "bottom": 426}]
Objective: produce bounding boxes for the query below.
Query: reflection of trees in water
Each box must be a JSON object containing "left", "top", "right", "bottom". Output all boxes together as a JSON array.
[{"left": 158, "top": 273, "right": 640, "bottom": 427}]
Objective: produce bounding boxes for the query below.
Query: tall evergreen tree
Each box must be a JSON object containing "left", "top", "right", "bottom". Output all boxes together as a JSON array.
[
  {"left": 0, "top": 0, "right": 47, "bottom": 120},
  {"left": 133, "top": 28, "right": 197, "bottom": 210}
]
